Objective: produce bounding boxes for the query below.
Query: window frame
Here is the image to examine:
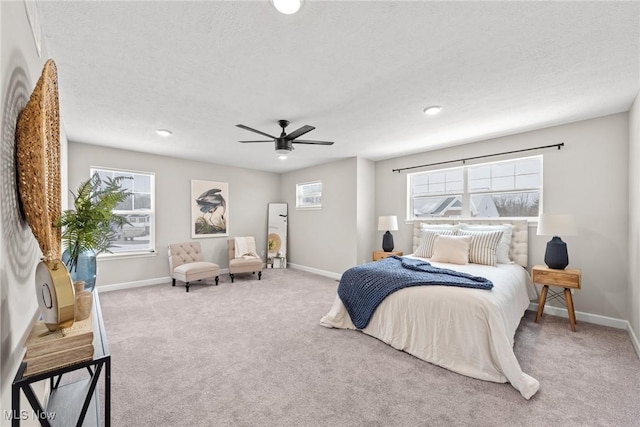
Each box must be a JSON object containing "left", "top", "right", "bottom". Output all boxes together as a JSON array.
[
  {"left": 407, "top": 155, "right": 542, "bottom": 221},
  {"left": 296, "top": 181, "right": 323, "bottom": 210},
  {"left": 90, "top": 167, "right": 156, "bottom": 258}
]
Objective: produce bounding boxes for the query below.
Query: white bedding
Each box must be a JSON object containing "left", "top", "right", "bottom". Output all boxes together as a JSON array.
[{"left": 320, "top": 259, "right": 540, "bottom": 399}]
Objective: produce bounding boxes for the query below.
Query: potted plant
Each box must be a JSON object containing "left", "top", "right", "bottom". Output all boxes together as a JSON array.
[{"left": 56, "top": 172, "right": 132, "bottom": 291}]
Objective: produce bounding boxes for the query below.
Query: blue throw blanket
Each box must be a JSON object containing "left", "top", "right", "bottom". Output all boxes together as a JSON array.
[{"left": 337, "top": 256, "right": 493, "bottom": 329}]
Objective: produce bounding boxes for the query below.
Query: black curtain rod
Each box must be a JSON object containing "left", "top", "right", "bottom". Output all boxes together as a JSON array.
[{"left": 392, "top": 142, "right": 564, "bottom": 173}]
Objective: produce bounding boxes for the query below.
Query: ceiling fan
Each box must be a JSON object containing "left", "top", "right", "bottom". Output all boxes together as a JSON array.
[{"left": 236, "top": 120, "right": 334, "bottom": 158}]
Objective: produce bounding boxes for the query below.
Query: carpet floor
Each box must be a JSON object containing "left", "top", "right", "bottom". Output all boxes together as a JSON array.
[{"left": 98, "top": 268, "right": 640, "bottom": 427}]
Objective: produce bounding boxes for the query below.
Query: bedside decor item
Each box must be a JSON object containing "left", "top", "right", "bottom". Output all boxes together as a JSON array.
[
  {"left": 56, "top": 172, "right": 132, "bottom": 291},
  {"left": 378, "top": 215, "right": 398, "bottom": 252},
  {"left": 536, "top": 213, "right": 577, "bottom": 270}
]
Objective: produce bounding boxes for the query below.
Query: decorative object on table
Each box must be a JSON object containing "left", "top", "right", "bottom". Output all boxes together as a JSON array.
[
  {"left": 378, "top": 215, "right": 398, "bottom": 252},
  {"left": 56, "top": 172, "right": 132, "bottom": 291},
  {"left": 23, "top": 312, "right": 94, "bottom": 376},
  {"left": 536, "top": 213, "right": 577, "bottom": 270},
  {"left": 73, "top": 281, "right": 93, "bottom": 321},
  {"left": 14, "top": 59, "right": 76, "bottom": 330},
  {"left": 191, "top": 180, "right": 229, "bottom": 238},
  {"left": 267, "top": 202, "right": 287, "bottom": 267}
]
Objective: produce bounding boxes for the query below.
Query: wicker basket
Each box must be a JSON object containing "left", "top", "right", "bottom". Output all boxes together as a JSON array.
[{"left": 15, "top": 59, "right": 61, "bottom": 260}]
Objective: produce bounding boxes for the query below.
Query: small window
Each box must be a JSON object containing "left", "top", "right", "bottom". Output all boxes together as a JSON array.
[
  {"left": 296, "top": 181, "right": 322, "bottom": 209},
  {"left": 91, "top": 167, "right": 155, "bottom": 254},
  {"left": 408, "top": 156, "right": 542, "bottom": 219}
]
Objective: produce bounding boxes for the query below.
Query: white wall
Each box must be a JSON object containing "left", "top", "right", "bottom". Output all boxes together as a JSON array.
[
  {"left": 374, "top": 113, "right": 630, "bottom": 321},
  {"left": 356, "top": 157, "right": 376, "bottom": 265},
  {"left": 629, "top": 92, "right": 640, "bottom": 344},
  {"left": 68, "top": 142, "right": 281, "bottom": 287},
  {"left": 0, "top": 0, "right": 55, "bottom": 420},
  {"left": 281, "top": 158, "right": 359, "bottom": 276}
]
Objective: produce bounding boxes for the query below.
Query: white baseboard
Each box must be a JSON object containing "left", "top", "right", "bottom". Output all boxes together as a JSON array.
[
  {"left": 97, "top": 268, "right": 231, "bottom": 293},
  {"left": 282, "top": 263, "right": 342, "bottom": 280},
  {"left": 529, "top": 302, "right": 640, "bottom": 359}
]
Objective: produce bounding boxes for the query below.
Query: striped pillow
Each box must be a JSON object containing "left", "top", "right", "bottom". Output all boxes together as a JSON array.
[
  {"left": 458, "top": 229, "right": 504, "bottom": 266},
  {"left": 414, "top": 229, "right": 457, "bottom": 258}
]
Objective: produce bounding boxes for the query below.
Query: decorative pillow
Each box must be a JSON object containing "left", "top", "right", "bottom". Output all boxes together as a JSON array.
[
  {"left": 458, "top": 229, "right": 504, "bottom": 266},
  {"left": 431, "top": 235, "right": 471, "bottom": 265},
  {"left": 414, "top": 229, "right": 457, "bottom": 258},
  {"left": 458, "top": 223, "right": 513, "bottom": 264},
  {"left": 420, "top": 223, "right": 459, "bottom": 232}
]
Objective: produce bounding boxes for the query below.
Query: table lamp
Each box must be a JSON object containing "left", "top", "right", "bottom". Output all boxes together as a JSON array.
[
  {"left": 537, "top": 214, "right": 577, "bottom": 269},
  {"left": 378, "top": 215, "right": 398, "bottom": 252}
]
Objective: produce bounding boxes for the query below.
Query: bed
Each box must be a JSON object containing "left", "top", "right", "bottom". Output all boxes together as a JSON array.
[{"left": 320, "top": 219, "right": 540, "bottom": 399}]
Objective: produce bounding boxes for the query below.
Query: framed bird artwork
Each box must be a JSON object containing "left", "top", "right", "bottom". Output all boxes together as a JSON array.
[{"left": 191, "top": 180, "right": 229, "bottom": 238}]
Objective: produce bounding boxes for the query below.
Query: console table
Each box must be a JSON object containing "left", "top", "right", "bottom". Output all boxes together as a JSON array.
[{"left": 11, "top": 290, "right": 110, "bottom": 426}]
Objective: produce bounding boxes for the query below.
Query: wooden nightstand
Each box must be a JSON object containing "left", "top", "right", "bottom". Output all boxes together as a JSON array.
[
  {"left": 372, "top": 250, "right": 403, "bottom": 261},
  {"left": 532, "top": 264, "right": 581, "bottom": 332}
]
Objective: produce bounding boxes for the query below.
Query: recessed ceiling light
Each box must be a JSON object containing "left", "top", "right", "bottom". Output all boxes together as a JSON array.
[
  {"left": 423, "top": 106, "right": 443, "bottom": 116},
  {"left": 272, "top": 0, "right": 302, "bottom": 15},
  {"left": 156, "top": 129, "right": 172, "bottom": 137}
]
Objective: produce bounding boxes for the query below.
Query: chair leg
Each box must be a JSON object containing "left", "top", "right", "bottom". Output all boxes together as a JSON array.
[
  {"left": 185, "top": 282, "right": 190, "bottom": 293},
  {"left": 172, "top": 278, "right": 176, "bottom": 287},
  {"left": 215, "top": 276, "right": 219, "bottom": 286},
  {"left": 258, "top": 271, "right": 262, "bottom": 280},
  {"left": 230, "top": 273, "right": 234, "bottom": 283}
]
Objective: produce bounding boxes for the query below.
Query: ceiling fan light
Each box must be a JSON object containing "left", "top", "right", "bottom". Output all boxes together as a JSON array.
[
  {"left": 423, "top": 106, "right": 443, "bottom": 116},
  {"left": 278, "top": 154, "right": 288, "bottom": 160},
  {"left": 272, "top": 0, "right": 302, "bottom": 15},
  {"left": 276, "top": 148, "right": 290, "bottom": 157},
  {"left": 156, "top": 128, "right": 172, "bottom": 137}
]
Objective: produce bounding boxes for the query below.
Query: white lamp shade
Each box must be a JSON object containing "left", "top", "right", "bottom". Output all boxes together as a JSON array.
[
  {"left": 378, "top": 215, "right": 398, "bottom": 231},
  {"left": 537, "top": 214, "right": 577, "bottom": 236}
]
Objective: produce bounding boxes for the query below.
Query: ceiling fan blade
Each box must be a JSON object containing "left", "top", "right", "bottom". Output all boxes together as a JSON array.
[
  {"left": 236, "top": 124, "right": 277, "bottom": 139},
  {"left": 239, "top": 140, "right": 273, "bottom": 143},
  {"left": 285, "top": 125, "right": 315, "bottom": 141},
  {"left": 291, "top": 140, "right": 335, "bottom": 145}
]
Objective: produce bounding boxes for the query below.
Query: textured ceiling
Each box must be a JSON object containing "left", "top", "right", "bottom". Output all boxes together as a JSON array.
[{"left": 37, "top": 1, "right": 639, "bottom": 173}]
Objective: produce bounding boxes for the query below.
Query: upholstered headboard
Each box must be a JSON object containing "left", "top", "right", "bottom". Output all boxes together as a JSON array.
[{"left": 412, "top": 219, "right": 528, "bottom": 268}]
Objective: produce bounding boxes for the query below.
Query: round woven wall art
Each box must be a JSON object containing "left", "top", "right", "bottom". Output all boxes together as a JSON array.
[{"left": 15, "top": 59, "right": 61, "bottom": 260}]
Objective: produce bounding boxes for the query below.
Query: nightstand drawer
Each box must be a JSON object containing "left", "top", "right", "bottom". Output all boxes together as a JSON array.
[{"left": 532, "top": 267, "right": 581, "bottom": 289}]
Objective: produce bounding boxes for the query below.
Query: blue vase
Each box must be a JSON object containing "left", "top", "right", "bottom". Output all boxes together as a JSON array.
[{"left": 62, "top": 248, "right": 97, "bottom": 291}]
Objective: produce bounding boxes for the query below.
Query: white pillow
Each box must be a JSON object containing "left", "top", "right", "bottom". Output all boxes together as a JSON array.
[
  {"left": 458, "top": 229, "right": 503, "bottom": 266},
  {"left": 420, "top": 223, "right": 459, "bottom": 231},
  {"left": 458, "top": 223, "right": 513, "bottom": 264},
  {"left": 415, "top": 229, "right": 457, "bottom": 258},
  {"left": 431, "top": 235, "right": 471, "bottom": 265}
]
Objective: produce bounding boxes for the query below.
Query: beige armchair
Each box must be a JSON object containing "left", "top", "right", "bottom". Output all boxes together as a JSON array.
[
  {"left": 168, "top": 242, "right": 220, "bottom": 292},
  {"left": 228, "top": 237, "right": 263, "bottom": 283}
]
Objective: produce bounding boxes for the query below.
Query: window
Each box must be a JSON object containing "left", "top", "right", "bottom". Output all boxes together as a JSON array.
[
  {"left": 91, "top": 167, "right": 155, "bottom": 254},
  {"left": 296, "top": 181, "right": 322, "bottom": 209},
  {"left": 408, "top": 156, "right": 542, "bottom": 219}
]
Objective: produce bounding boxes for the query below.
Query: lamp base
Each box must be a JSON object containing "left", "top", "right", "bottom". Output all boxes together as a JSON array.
[
  {"left": 544, "top": 236, "right": 569, "bottom": 269},
  {"left": 382, "top": 231, "right": 394, "bottom": 252}
]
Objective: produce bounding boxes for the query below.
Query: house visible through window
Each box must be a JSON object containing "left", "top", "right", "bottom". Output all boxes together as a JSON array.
[
  {"left": 91, "top": 167, "right": 155, "bottom": 254},
  {"left": 296, "top": 181, "right": 322, "bottom": 209},
  {"left": 408, "top": 156, "right": 542, "bottom": 219}
]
